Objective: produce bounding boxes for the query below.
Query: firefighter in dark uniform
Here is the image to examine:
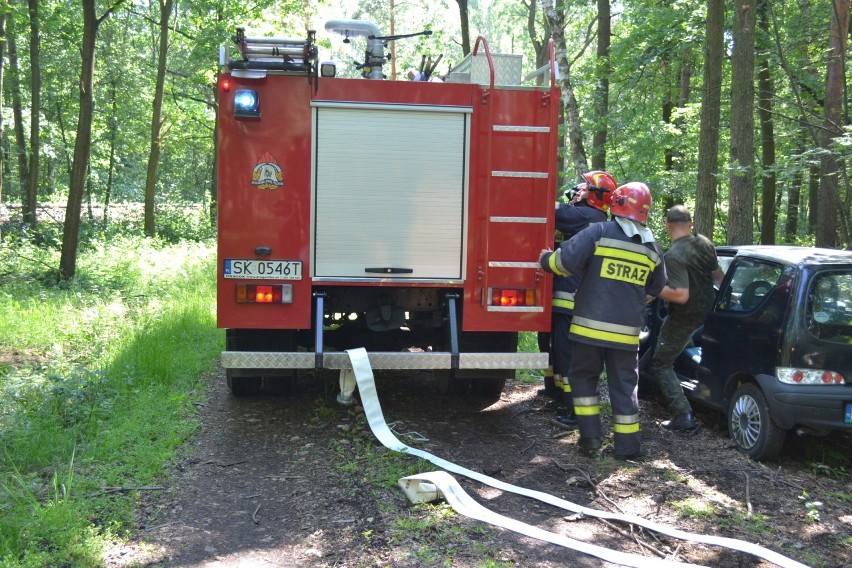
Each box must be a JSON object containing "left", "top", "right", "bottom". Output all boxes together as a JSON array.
[
  {"left": 539, "top": 182, "right": 666, "bottom": 460},
  {"left": 550, "top": 171, "right": 617, "bottom": 428}
]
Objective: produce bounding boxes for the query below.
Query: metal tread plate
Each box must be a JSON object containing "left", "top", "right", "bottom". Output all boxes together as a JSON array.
[{"left": 222, "top": 351, "right": 548, "bottom": 370}]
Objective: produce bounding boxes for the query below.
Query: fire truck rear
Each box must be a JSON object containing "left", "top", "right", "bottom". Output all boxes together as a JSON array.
[{"left": 217, "top": 21, "right": 559, "bottom": 398}]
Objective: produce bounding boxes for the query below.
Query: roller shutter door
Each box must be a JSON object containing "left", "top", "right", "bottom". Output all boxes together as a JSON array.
[{"left": 313, "top": 105, "right": 468, "bottom": 279}]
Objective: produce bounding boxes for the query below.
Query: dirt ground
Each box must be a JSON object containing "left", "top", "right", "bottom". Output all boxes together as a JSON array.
[{"left": 106, "top": 368, "right": 852, "bottom": 568}]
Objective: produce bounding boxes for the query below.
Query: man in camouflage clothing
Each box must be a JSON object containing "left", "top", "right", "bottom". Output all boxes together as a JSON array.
[{"left": 651, "top": 205, "right": 724, "bottom": 431}]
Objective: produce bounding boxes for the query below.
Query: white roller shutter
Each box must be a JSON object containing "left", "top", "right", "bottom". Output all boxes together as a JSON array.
[{"left": 313, "top": 105, "right": 468, "bottom": 280}]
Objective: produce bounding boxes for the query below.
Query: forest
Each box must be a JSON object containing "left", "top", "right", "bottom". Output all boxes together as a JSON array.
[
  {"left": 1, "top": 2, "right": 851, "bottom": 565},
  {"left": 0, "top": 0, "right": 850, "bottom": 267}
]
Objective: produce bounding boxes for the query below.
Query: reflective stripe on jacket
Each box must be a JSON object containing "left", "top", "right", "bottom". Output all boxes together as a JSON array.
[{"left": 551, "top": 203, "right": 607, "bottom": 315}]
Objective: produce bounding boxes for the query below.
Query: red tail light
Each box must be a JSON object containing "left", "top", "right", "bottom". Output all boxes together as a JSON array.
[
  {"left": 235, "top": 283, "right": 293, "bottom": 304},
  {"left": 489, "top": 288, "right": 538, "bottom": 307}
]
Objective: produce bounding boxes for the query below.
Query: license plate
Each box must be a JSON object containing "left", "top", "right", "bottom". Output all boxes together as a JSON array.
[
  {"left": 223, "top": 259, "right": 302, "bottom": 280},
  {"left": 845, "top": 403, "right": 852, "bottom": 424}
]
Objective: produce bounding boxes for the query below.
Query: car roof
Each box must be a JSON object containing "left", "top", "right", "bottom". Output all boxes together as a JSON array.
[{"left": 716, "top": 245, "right": 852, "bottom": 267}]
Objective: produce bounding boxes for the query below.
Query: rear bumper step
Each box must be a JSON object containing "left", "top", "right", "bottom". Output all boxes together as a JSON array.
[{"left": 222, "top": 351, "right": 548, "bottom": 370}]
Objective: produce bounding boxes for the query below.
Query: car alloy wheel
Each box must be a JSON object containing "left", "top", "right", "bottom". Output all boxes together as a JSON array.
[{"left": 728, "top": 383, "right": 786, "bottom": 460}]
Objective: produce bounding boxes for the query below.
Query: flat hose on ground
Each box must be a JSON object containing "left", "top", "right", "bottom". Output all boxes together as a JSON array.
[{"left": 345, "top": 347, "right": 808, "bottom": 568}]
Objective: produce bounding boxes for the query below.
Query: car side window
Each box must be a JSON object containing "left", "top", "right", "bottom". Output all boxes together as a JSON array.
[
  {"left": 716, "top": 259, "right": 783, "bottom": 312},
  {"left": 806, "top": 271, "right": 852, "bottom": 342}
]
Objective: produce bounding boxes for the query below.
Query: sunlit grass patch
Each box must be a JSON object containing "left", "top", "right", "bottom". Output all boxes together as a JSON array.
[
  {"left": 671, "top": 497, "right": 718, "bottom": 519},
  {"left": 0, "top": 234, "right": 220, "bottom": 566}
]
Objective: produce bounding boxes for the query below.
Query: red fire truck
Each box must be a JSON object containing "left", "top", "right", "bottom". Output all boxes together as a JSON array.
[{"left": 217, "top": 20, "right": 560, "bottom": 397}]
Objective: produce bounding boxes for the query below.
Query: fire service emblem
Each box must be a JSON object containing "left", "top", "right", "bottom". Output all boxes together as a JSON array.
[{"left": 251, "top": 151, "right": 284, "bottom": 190}]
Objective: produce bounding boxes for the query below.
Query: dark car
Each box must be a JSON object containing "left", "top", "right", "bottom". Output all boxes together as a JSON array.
[{"left": 639, "top": 245, "right": 852, "bottom": 460}]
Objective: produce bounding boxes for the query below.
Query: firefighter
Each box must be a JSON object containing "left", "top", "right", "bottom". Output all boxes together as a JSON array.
[
  {"left": 537, "top": 190, "right": 573, "bottom": 400},
  {"left": 550, "top": 170, "right": 617, "bottom": 428},
  {"left": 539, "top": 182, "right": 666, "bottom": 460}
]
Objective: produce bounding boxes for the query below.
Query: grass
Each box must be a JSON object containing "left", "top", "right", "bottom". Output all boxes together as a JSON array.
[
  {"left": 0, "top": 231, "right": 221, "bottom": 567},
  {"left": 387, "top": 503, "right": 505, "bottom": 566},
  {"left": 516, "top": 331, "right": 546, "bottom": 385},
  {"left": 670, "top": 497, "right": 718, "bottom": 520}
]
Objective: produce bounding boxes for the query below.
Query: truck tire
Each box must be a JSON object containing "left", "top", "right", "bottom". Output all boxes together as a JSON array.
[
  {"left": 263, "top": 375, "right": 298, "bottom": 395},
  {"left": 225, "top": 329, "right": 298, "bottom": 395},
  {"left": 727, "top": 383, "right": 787, "bottom": 460},
  {"left": 227, "top": 371, "right": 262, "bottom": 396},
  {"left": 439, "top": 331, "right": 516, "bottom": 400}
]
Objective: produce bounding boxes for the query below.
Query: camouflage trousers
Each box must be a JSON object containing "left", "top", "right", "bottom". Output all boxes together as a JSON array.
[{"left": 648, "top": 316, "right": 702, "bottom": 415}]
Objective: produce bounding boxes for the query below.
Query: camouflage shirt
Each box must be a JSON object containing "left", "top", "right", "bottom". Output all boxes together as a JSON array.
[{"left": 664, "top": 233, "right": 719, "bottom": 322}]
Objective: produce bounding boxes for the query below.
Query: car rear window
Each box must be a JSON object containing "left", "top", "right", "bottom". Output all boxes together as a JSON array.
[{"left": 806, "top": 271, "right": 852, "bottom": 343}]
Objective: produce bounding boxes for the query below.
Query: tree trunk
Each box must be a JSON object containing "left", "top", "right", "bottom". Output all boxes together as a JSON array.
[
  {"left": 726, "top": 0, "right": 756, "bottom": 246},
  {"left": 60, "top": 0, "right": 119, "bottom": 279},
  {"left": 816, "top": 0, "right": 849, "bottom": 247},
  {"left": 524, "top": 0, "right": 550, "bottom": 86},
  {"left": 106, "top": 80, "right": 117, "bottom": 225},
  {"left": 0, "top": 10, "right": 7, "bottom": 228},
  {"left": 54, "top": 101, "right": 73, "bottom": 180},
  {"left": 757, "top": 0, "right": 777, "bottom": 245},
  {"left": 542, "top": 0, "right": 588, "bottom": 178},
  {"left": 784, "top": 159, "right": 801, "bottom": 243},
  {"left": 590, "top": 0, "right": 610, "bottom": 170},
  {"left": 455, "top": 0, "right": 470, "bottom": 56},
  {"left": 25, "top": 0, "right": 40, "bottom": 229},
  {"left": 693, "top": 0, "right": 724, "bottom": 239},
  {"left": 663, "top": 51, "right": 693, "bottom": 191},
  {"left": 144, "top": 0, "right": 173, "bottom": 238},
  {"left": 7, "top": 24, "right": 30, "bottom": 221},
  {"left": 808, "top": 163, "right": 819, "bottom": 231}
]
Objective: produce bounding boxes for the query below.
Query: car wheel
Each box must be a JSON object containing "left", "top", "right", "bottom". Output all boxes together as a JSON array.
[{"left": 727, "top": 383, "right": 786, "bottom": 460}]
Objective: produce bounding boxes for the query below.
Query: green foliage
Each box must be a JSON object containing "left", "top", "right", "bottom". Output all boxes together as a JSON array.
[
  {"left": 388, "top": 502, "right": 504, "bottom": 566},
  {"left": 154, "top": 205, "right": 216, "bottom": 243},
  {"left": 799, "top": 491, "right": 823, "bottom": 524},
  {"left": 1, "top": 0, "right": 848, "bottom": 245},
  {"left": 332, "top": 433, "right": 431, "bottom": 489},
  {"left": 0, "top": 233, "right": 220, "bottom": 566},
  {"left": 718, "top": 510, "right": 769, "bottom": 534},
  {"left": 670, "top": 497, "right": 717, "bottom": 519},
  {"left": 516, "top": 331, "right": 543, "bottom": 385}
]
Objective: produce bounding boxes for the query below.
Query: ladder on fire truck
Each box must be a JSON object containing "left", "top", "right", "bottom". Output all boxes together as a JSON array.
[
  {"left": 222, "top": 27, "right": 317, "bottom": 74},
  {"left": 470, "top": 37, "right": 560, "bottom": 324}
]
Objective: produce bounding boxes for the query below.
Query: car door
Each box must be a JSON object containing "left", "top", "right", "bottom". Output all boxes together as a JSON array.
[{"left": 691, "top": 256, "right": 790, "bottom": 411}]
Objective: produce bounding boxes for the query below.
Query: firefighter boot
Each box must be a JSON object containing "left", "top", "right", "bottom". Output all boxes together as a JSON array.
[
  {"left": 662, "top": 412, "right": 701, "bottom": 432},
  {"left": 538, "top": 366, "right": 558, "bottom": 399},
  {"left": 578, "top": 436, "right": 602, "bottom": 457},
  {"left": 551, "top": 405, "right": 578, "bottom": 429}
]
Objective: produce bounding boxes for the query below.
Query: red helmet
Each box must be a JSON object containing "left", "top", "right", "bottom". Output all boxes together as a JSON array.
[
  {"left": 582, "top": 170, "right": 617, "bottom": 212},
  {"left": 610, "top": 182, "right": 652, "bottom": 225}
]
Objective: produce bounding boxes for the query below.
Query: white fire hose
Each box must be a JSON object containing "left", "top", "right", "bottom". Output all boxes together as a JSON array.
[{"left": 344, "top": 348, "right": 808, "bottom": 568}]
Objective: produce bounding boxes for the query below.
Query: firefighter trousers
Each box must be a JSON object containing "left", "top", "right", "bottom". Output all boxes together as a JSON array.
[
  {"left": 552, "top": 312, "right": 574, "bottom": 410},
  {"left": 569, "top": 341, "right": 641, "bottom": 457},
  {"left": 537, "top": 331, "right": 557, "bottom": 397}
]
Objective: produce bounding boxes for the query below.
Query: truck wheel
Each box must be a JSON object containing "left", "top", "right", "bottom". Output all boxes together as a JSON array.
[
  {"left": 436, "top": 371, "right": 471, "bottom": 395},
  {"left": 727, "top": 383, "right": 786, "bottom": 460},
  {"left": 470, "top": 375, "right": 509, "bottom": 398},
  {"left": 227, "top": 371, "right": 262, "bottom": 396},
  {"left": 263, "top": 376, "right": 297, "bottom": 396}
]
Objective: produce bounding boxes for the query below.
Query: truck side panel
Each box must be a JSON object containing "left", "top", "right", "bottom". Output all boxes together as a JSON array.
[
  {"left": 462, "top": 87, "right": 558, "bottom": 332},
  {"left": 217, "top": 75, "right": 314, "bottom": 330}
]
